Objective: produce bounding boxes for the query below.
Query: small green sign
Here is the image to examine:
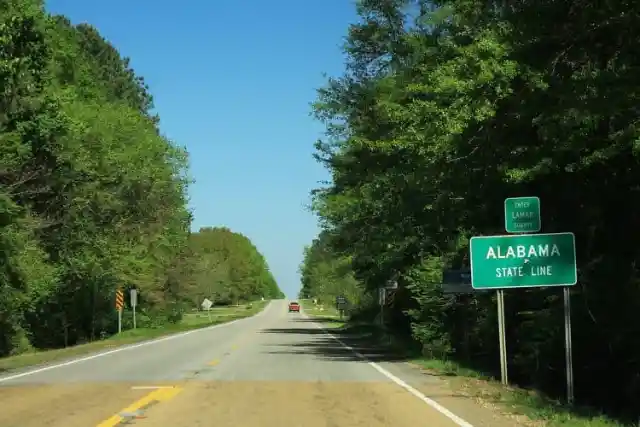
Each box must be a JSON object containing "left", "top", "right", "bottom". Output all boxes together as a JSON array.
[
  {"left": 470, "top": 233, "right": 577, "bottom": 289},
  {"left": 504, "top": 196, "right": 541, "bottom": 233}
]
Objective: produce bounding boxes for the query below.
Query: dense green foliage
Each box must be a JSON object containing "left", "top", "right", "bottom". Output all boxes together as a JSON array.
[
  {"left": 302, "top": 0, "right": 640, "bottom": 419},
  {"left": 0, "top": 1, "right": 281, "bottom": 357},
  {"left": 299, "top": 231, "right": 362, "bottom": 307},
  {"left": 187, "top": 227, "right": 283, "bottom": 305}
]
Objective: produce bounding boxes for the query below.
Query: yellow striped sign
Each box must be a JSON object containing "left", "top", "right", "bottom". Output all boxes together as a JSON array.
[{"left": 115, "top": 289, "right": 124, "bottom": 311}]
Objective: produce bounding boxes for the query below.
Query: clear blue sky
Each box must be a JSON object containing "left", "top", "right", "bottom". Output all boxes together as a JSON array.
[{"left": 45, "top": 0, "right": 357, "bottom": 299}]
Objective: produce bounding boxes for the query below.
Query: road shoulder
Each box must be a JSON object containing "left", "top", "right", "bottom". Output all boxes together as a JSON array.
[
  {"left": 0, "top": 301, "right": 270, "bottom": 378},
  {"left": 304, "top": 304, "right": 620, "bottom": 427},
  {"left": 307, "top": 315, "right": 521, "bottom": 427}
]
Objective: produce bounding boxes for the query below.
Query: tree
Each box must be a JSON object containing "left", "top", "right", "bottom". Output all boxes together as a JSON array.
[
  {"left": 189, "top": 227, "right": 283, "bottom": 305},
  {"left": 304, "top": 0, "right": 640, "bottom": 419},
  {"left": 0, "top": 2, "right": 281, "bottom": 356},
  {"left": 299, "top": 231, "right": 363, "bottom": 306}
]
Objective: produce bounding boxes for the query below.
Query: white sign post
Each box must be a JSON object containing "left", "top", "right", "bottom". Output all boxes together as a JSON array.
[
  {"left": 564, "top": 286, "right": 574, "bottom": 404},
  {"left": 130, "top": 289, "right": 137, "bottom": 329},
  {"left": 378, "top": 287, "right": 386, "bottom": 326},
  {"left": 202, "top": 298, "right": 213, "bottom": 321}
]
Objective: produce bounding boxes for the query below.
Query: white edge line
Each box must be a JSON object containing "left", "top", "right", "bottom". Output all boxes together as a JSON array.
[
  {"left": 0, "top": 301, "right": 272, "bottom": 383},
  {"left": 303, "top": 312, "right": 475, "bottom": 427}
]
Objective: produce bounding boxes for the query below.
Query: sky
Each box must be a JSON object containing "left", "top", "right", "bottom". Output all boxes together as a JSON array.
[{"left": 44, "top": 0, "right": 357, "bottom": 299}]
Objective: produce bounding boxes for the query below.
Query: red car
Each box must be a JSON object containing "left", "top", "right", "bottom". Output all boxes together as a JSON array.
[{"left": 288, "top": 301, "right": 300, "bottom": 313}]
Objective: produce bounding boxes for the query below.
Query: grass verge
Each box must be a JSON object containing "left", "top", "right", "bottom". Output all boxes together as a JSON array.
[
  {"left": 0, "top": 300, "right": 268, "bottom": 374},
  {"left": 411, "top": 358, "right": 622, "bottom": 427},
  {"left": 303, "top": 305, "right": 625, "bottom": 427},
  {"left": 299, "top": 299, "right": 345, "bottom": 328}
]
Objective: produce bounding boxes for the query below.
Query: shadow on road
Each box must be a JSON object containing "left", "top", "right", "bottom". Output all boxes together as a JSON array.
[
  {"left": 259, "top": 320, "right": 412, "bottom": 363},
  {"left": 294, "top": 316, "right": 341, "bottom": 323},
  {"left": 261, "top": 327, "right": 328, "bottom": 335}
]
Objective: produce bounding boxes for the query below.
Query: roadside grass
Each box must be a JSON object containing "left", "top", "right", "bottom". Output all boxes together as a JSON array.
[
  {"left": 411, "top": 358, "right": 622, "bottom": 427},
  {"left": 0, "top": 300, "right": 268, "bottom": 374},
  {"left": 303, "top": 308, "right": 625, "bottom": 427},
  {"left": 299, "top": 299, "right": 345, "bottom": 328}
]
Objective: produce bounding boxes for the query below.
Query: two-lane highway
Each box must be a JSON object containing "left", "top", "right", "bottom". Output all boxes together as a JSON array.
[{"left": 0, "top": 300, "right": 472, "bottom": 427}]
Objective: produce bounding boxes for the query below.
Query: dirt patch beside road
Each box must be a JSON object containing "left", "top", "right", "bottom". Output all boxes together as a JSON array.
[
  {"left": 133, "top": 381, "right": 463, "bottom": 427},
  {"left": 0, "top": 383, "right": 179, "bottom": 427}
]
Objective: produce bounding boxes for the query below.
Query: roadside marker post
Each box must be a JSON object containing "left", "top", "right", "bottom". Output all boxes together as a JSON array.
[
  {"left": 130, "top": 289, "right": 137, "bottom": 330},
  {"left": 115, "top": 289, "right": 124, "bottom": 334},
  {"left": 563, "top": 286, "right": 574, "bottom": 404},
  {"left": 377, "top": 288, "right": 385, "bottom": 326},
  {"left": 336, "top": 295, "right": 347, "bottom": 319},
  {"left": 378, "top": 280, "right": 397, "bottom": 327},
  {"left": 202, "top": 298, "right": 213, "bottom": 322},
  {"left": 496, "top": 288, "right": 507, "bottom": 385},
  {"left": 468, "top": 197, "right": 577, "bottom": 403}
]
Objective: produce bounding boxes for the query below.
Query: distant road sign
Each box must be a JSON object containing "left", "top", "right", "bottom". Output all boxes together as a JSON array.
[
  {"left": 504, "top": 196, "right": 541, "bottom": 233},
  {"left": 470, "top": 233, "right": 577, "bottom": 290},
  {"left": 201, "top": 298, "right": 213, "bottom": 310},
  {"left": 441, "top": 269, "right": 473, "bottom": 294},
  {"left": 443, "top": 269, "right": 471, "bottom": 284},
  {"left": 130, "top": 289, "right": 137, "bottom": 307}
]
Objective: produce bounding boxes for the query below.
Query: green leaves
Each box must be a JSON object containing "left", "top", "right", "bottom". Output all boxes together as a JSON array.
[
  {"left": 0, "top": 5, "right": 280, "bottom": 354},
  {"left": 307, "top": 0, "right": 640, "bottom": 415},
  {"left": 188, "top": 227, "right": 282, "bottom": 304},
  {"left": 299, "top": 231, "right": 363, "bottom": 306}
]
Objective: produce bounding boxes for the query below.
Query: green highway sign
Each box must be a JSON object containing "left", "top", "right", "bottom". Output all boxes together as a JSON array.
[
  {"left": 504, "top": 196, "right": 541, "bottom": 233},
  {"left": 469, "top": 232, "right": 577, "bottom": 289}
]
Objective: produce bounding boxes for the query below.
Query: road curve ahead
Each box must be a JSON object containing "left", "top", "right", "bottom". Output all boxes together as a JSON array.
[{"left": 0, "top": 300, "right": 470, "bottom": 427}]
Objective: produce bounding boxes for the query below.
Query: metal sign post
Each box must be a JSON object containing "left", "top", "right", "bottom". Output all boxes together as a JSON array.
[
  {"left": 202, "top": 298, "right": 213, "bottom": 321},
  {"left": 379, "top": 280, "right": 397, "bottom": 328},
  {"left": 336, "top": 295, "right": 347, "bottom": 320},
  {"left": 564, "top": 286, "right": 574, "bottom": 404},
  {"left": 496, "top": 289, "right": 508, "bottom": 385},
  {"left": 378, "top": 288, "right": 385, "bottom": 326},
  {"left": 130, "top": 289, "right": 137, "bottom": 330},
  {"left": 336, "top": 295, "right": 346, "bottom": 319}
]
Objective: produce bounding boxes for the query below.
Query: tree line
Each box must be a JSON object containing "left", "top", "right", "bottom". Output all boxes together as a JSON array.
[
  {"left": 0, "top": 1, "right": 281, "bottom": 357},
  {"left": 187, "top": 227, "right": 283, "bottom": 306},
  {"left": 301, "top": 0, "right": 640, "bottom": 420}
]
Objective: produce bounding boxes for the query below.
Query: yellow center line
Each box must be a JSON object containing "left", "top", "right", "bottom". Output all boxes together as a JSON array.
[
  {"left": 228, "top": 329, "right": 261, "bottom": 351},
  {"left": 203, "top": 329, "right": 259, "bottom": 369},
  {"left": 96, "top": 386, "right": 182, "bottom": 427}
]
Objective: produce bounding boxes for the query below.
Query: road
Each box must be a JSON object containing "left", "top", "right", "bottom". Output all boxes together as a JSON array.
[{"left": 0, "top": 300, "right": 473, "bottom": 427}]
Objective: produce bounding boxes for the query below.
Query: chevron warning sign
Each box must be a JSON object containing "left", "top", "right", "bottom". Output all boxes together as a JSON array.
[{"left": 115, "top": 289, "right": 124, "bottom": 311}]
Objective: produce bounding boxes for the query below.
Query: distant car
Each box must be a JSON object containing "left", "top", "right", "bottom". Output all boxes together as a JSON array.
[{"left": 288, "top": 301, "right": 300, "bottom": 313}]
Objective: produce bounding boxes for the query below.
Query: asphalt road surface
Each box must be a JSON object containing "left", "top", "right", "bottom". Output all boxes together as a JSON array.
[{"left": 0, "top": 300, "right": 474, "bottom": 427}]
